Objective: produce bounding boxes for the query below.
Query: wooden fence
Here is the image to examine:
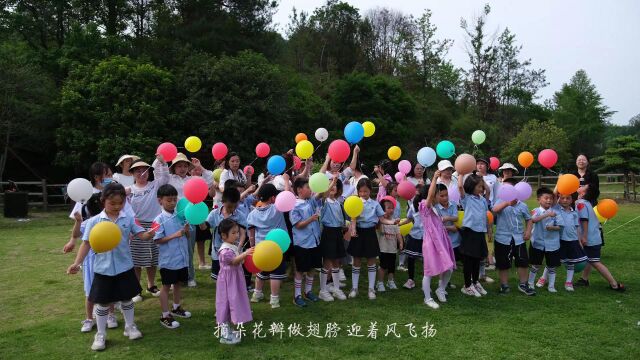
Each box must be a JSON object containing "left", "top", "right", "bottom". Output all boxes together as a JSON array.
[{"left": 512, "top": 173, "right": 637, "bottom": 200}]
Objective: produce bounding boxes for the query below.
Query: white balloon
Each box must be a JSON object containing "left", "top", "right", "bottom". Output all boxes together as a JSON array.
[
  {"left": 67, "top": 178, "right": 93, "bottom": 203},
  {"left": 315, "top": 128, "right": 329, "bottom": 142}
]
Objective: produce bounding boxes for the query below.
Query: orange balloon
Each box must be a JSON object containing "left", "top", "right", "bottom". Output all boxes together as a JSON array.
[
  {"left": 557, "top": 174, "right": 580, "bottom": 195},
  {"left": 597, "top": 199, "right": 618, "bottom": 219},
  {"left": 518, "top": 151, "right": 534, "bottom": 168},
  {"left": 487, "top": 211, "right": 494, "bottom": 225},
  {"left": 295, "top": 133, "right": 308, "bottom": 144}
]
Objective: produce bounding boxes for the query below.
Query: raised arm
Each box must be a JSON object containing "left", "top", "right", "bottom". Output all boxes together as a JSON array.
[
  {"left": 425, "top": 170, "right": 441, "bottom": 206},
  {"left": 320, "top": 153, "right": 331, "bottom": 174}
]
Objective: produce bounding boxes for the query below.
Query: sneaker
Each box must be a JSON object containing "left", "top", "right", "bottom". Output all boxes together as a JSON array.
[
  {"left": 250, "top": 291, "right": 264, "bottom": 303},
  {"left": 304, "top": 291, "right": 319, "bottom": 302},
  {"left": 548, "top": 286, "right": 557, "bottom": 293},
  {"left": 132, "top": 294, "right": 143, "bottom": 303},
  {"left": 107, "top": 313, "right": 118, "bottom": 329},
  {"left": 424, "top": 298, "right": 440, "bottom": 309},
  {"left": 318, "top": 290, "right": 334, "bottom": 302},
  {"left": 339, "top": 269, "right": 347, "bottom": 281},
  {"left": 396, "top": 265, "right": 407, "bottom": 272},
  {"left": 474, "top": 282, "right": 488, "bottom": 296},
  {"left": 518, "top": 283, "right": 536, "bottom": 296},
  {"left": 368, "top": 288, "right": 376, "bottom": 300},
  {"left": 574, "top": 278, "right": 590, "bottom": 287},
  {"left": 199, "top": 264, "right": 212, "bottom": 270},
  {"left": 565, "top": 282, "right": 574, "bottom": 292},
  {"left": 270, "top": 296, "right": 280, "bottom": 308},
  {"left": 220, "top": 330, "right": 240, "bottom": 345},
  {"left": 486, "top": 264, "right": 496, "bottom": 271},
  {"left": 403, "top": 279, "right": 415, "bottom": 289},
  {"left": 160, "top": 315, "right": 180, "bottom": 329},
  {"left": 499, "top": 285, "right": 511, "bottom": 294},
  {"left": 376, "top": 282, "right": 386, "bottom": 292},
  {"left": 293, "top": 295, "right": 307, "bottom": 307},
  {"left": 337, "top": 281, "right": 346, "bottom": 288},
  {"left": 348, "top": 289, "right": 358, "bottom": 299},
  {"left": 448, "top": 282, "right": 456, "bottom": 290},
  {"left": 609, "top": 282, "right": 626, "bottom": 292},
  {"left": 81, "top": 319, "right": 95, "bottom": 333},
  {"left": 123, "top": 324, "right": 143, "bottom": 340},
  {"left": 147, "top": 286, "right": 161, "bottom": 297},
  {"left": 187, "top": 280, "right": 197, "bottom": 287},
  {"left": 91, "top": 333, "right": 106, "bottom": 351},
  {"left": 331, "top": 288, "right": 347, "bottom": 300},
  {"left": 435, "top": 288, "right": 447, "bottom": 303},
  {"left": 461, "top": 286, "right": 481, "bottom": 298},
  {"left": 171, "top": 306, "right": 192, "bottom": 318},
  {"left": 481, "top": 276, "right": 495, "bottom": 284},
  {"left": 387, "top": 280, "right": 398, "bottom": 290},
  {"left": 536, "top": 277, "right": 546, "bottom": 288}
]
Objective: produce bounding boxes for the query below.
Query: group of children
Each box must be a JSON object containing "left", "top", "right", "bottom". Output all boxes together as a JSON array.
[{"left": 64, "top": 149, "right": 626, "bottom": 351}]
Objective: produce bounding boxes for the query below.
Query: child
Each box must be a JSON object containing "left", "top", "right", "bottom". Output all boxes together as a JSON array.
[
  {"left": 67, "top": 183, "right": 155, "bottom": 351},
  {"left": 318, "top": 177, "right": 348, "bottom": 301},
  {"left": 400, "top": 184, "right": 426, "bottom": 290},
  {"left": 491, "top": 178, "right": 535, "bottom": 295},
  {"left": 433, "top": 183, "right": 462, "bottom": 287},
  {"left": 153, "top": 184, "right": 192, "bottom": 329},
  {"left": 457, "top": 171, "right": 490, "bottom": 297},
  {"left": 528, "top": 187, "right": 564, "bottom": 293},
  {"left": 248, "top": 181, "right": 289, "bottom": 308},
  {"left": 289, "top": 178, "right": 323, "bottom": 307},
  {"left": 556, "top": 194, "right": 588, "bottom": 291},
  {"left": 375, "top": 199, "right": 403, "bottom": 292},
  {"left": 347, "top": 178, "right": 397, "bottom": 300},
  {"left": 216, "top": 219, "right": 254, "bottom": 345},
  {"left": 574, "top": 197, "right": 625, "bottom": 291}
]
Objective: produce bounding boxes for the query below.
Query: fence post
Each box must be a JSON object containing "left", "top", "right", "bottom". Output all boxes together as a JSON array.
[
  {"left": 537, "top": 174, "right": 542, "bottom": 189},
  {"left": 632, "top": 173, "right": 637, "bottom": 201},
  {"left": 41, "top": 179, "right": 48, "bottom": 211}
]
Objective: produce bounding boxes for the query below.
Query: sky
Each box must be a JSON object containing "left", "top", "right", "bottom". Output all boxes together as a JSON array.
[{"left": 271, "top": 0, "right": 640, "bottom": 125}]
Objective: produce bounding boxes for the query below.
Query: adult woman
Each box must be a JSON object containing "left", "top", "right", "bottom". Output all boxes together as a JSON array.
[
  {"left": 571, "top": 154, "right": 600, "bottom": 206},
  {"left": 497, "top": 163, "right": 518, "bottom": 183},
  {"left": 407, "top": 162, "right": 430, "bottom": 186},
  {"left": 435, "top": 160, "right": 458, "bottom": 191},
  {"left": 113, "top": 155, "right": 140, "bottom": 187},
  {"left": 219, "top": 152, "right": 247, "bottom": 192}
]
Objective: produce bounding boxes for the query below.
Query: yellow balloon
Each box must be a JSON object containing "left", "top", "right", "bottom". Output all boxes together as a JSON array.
[
  {"left": 253, "top": 240, "right": 283, "bottom": 271},
  {"left": 388, "top": 146, "right": 402, "bottom": 161},
  {"left": 213, "top": 168, "right": 223, "bottom": 182},
  {"left": 344, "top": 195, "right": 364, "bottom": 218},
  {"left": 295, "top": 140, "right": 314, "bottom": 160},
  {"left": 594, "top": 206, "right": 607, "bottom": 223},
  {"left": 89, "top": 221, "right": 122, "bottom": 253},
  {"left": 399, "top": 219, "right": 413, "bottom": 236},
  {"left": 455, "top": 210, "right": 464, "bottom": 228},
  {"left": 362, "top": 121, "right": 376, "bottom": 137},
  {"left": 184, "top": 136, "right": 202, "bottom": 153}
]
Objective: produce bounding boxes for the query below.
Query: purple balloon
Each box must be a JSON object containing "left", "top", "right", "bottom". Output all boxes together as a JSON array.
[
  {"left": 498, "top": 184, "right": 518, "bottom": 202},
  {"left": 275, "top": 190, "right": 296, "bottom": 212},
  {"left": 515, "top": 182, "right": 532, "bottom": 201},
  {"left": 398, "top": 160, "right": 412, "bottom": 175},
  {"left": 448, "top": 186, "right": 461, "bottom": 203},
  {"left": 394, "top": 171, "right": 405, "bottom": 183}
]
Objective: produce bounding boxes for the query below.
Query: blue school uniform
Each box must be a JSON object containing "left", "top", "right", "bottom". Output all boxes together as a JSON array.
[
  {"left": 494, "top": 199, "right": 531, "bottom": 246},
  {"left": 290, "top": 198, "right": 322, "bottom": 249},
  {"left": 435, "top": 201, "right": 461, "bottom": 248},
  {"left": 556, "top": 205, "right": 579, "bottom": 241},
  {"left": 576, "top": 199, "right": 601, "bottom": 246},
  {"left": 531, "top": 206, "right": 564, "bottom": 252},
  {"left": 206, "top": 206, "right": 248, "bottom": 260},
  {"left": 406, "top": 203, "right": 424, "bottom": 240},
  {"left": 246, "top": 204, "right": 287, "bottom": 244},
  {"left": 321, "top": 198, "right": 345, "bottom": 228},
  {"left": 356, "top": 198, "right": 385, "bottom": 228},
  {"left": 460, "top": 194, "right": 488, "bottom": 232},
  {"left": 153, "top": 210, "right": 189, "bottom": 270},
  {"left": 393, "top": 198, "right": 401, "bottom": 219},
  {"left": 239, "top": 194, "right": 256, "bottom": 214}
]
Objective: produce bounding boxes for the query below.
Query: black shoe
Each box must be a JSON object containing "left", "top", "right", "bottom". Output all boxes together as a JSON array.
[
  {"left": 575, "top": 278, "right": 590, "bottom": 287},
  {"left": 518, "top": 283, "right": 536, "bottom": 296},
  {"left": 170, "top": 306, "right": 192, "bottom": 318},
  {"left": 499, "top": 285, "right": 511, "bottom": 294},
  {"left": 160, "top": 315, "right": 180, "bottom": 329},
  {"left": 609, "top": 282, "right": 626, "bottom": 292}
]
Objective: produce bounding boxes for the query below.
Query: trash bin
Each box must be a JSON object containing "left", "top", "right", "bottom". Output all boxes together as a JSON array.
[{"left": 4, "top": 191, "right": 29, "bottom": 218}]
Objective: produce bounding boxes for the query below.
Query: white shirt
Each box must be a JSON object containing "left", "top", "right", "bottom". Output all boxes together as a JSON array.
[
  {"left": 113, "top": 173, "right": 134, "bottom": 187},
  {"left": 169, "top": 169, "right": 214, "bottom": 199},
  {"left": 219, "top": 169, "right": 246, "bottom": 191},
  {"left": 127, "top": 160, "right": 170, "bottom": 221}
]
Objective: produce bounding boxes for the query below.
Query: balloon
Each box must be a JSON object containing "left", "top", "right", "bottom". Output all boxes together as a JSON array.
[
  {"left": 487, "top": 211, "right": 494, "bottom": 225},
  {"left": 184, "top": 136, "right": 202, "bottom": 153},
  {"left": 328, "top": 140, "right": 350, "bottom": 163},
  {"left": 538, "top": 149, "right": 558, "bottom": 169},
  {"left": 67, "top": 178, "right": 94, "bottom": 203},
  {"left": 397, "top": 180, "right": 416, "bottom": 200},
  {"left": 594, "top": 206, "right": 607, "bottom": 223},
  {"left": 243, "top": 165, "right": 254, "bottom": 176},
  {"left": 293, "top": 156, "right": 302, "bottom": 170},
  {"left": 448, "top": 186, "right": 461, "bottom": 203},
  {"left": 275, "top": 191, "right": 296, "bottom": 212},
  {"left": 417, "top": 147, "right": 437, "bottom": 167},
  {"left": 244, "top": 254, "right": 260, "bottom": 274},
  {"left": 309, "top": 173, "right": 330, "bottom": 193},
  {"left": 176, "top": 198, "right": 190, "bottom": 221},
  {"left": 398, "top": 160, "right": 412, "bottom": 175},
  {"left": 184, "top": 202, "right": 209, "bottom": 225},
  {"left": 514, "top": 182, "right": 532, "bottom": 201},
  {"left": 399, "top": 220, "right": 413, "bottom": 236},
  {"left": 89, "top": 221, "right": 122, "bottom": 253},
  {"left": 315, "top": 128, "right": 329, "bottom": 142},
  {"left": 256, "top": 142, "right": 270, "bottom": 158},
  {"left": 267, "top": 155, "right": 286, "bottom": 175},
  {"left": 157, "top": 142, "right": 178, "bottom": 162},
  {"left": 183, "top": 177, "right": 209, "bottom": 203},
  {"left": 382, "top": 195, "right": 397, "bottom": 209},
  {"left": 557, "top": 174, "right": 580, "bottom": 195},
  {"left": 394, "top": 172, "right": 405, "bottom": 183},
  {"left": 362, "top": 121, "right": 376, "bottom": 137},
  {"left": 295, "top": 133, "right": 308, "bottom": 144},
  {"left": 489, "top": 157, "right": 500, "bottom": 171},
  {"left": 295, "top": 140, "right": 314, "bottom": 160},
  {"left": 388, "top": 146, "right": 402, "bottom": 161},
  {"left": 455, "top": 210, "right": 464, "bottom": 228},
  {"left": 436, "top": 140, "right": 455, "bottom": 159},
  {"left": 253, "top": 240, "right": 283, "bottom": 271},
  {"left": 266, "top": 228, "right": 291, "bottom": 253},
  {"left": 344, "top": 121, "right": 365, "bottom": 144},
  {"left": 344, "top": 196, "right": 364, "bottom": 218},
  {"left": 212, "top": 168, "right": 223, "bottom": 182},
  {"left": 498, "top": 184, "right": 518, "bottom": 202},
  {"left": 574, "top": 261, "right": 587, "bottom": 273},
  {"left": 472, "top": 130, "right": 486, "bottom": 145},
  {"left": 597, "top": 199, "right": 618, "bottom": 219},
  {"left": 211, "top": 142, "right": 228, "bottom": 161},
  {"left": 454, "top": 153, "right": 476, "bottom": 175},
  {"left": 518, "top": 151, "right": 534, "bottom": 168}
]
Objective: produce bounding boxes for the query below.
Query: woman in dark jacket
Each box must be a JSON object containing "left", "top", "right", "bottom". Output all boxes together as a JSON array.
[{"left": 571, "top": 154, "right": 600, "bottom": 206}]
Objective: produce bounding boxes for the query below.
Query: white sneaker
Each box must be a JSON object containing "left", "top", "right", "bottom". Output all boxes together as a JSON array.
[
  {"left": 123, "top": 324, "right": 143, "bottom": 340},
  {"left": 187, "top": 280, "right": 197, "bottom": 287},
  {"left": 339, "top": 269, "right": 346, "bottom": 281},
  {"left": 396, "top": 265, "right": 407, "bottom": 272},
  {"left": 81, "top": 319, "right": 95, "bottom": 333},
  {"left": 474, "top": 282, "right": 488, "bottom": 296},
  {"left": 91, "top": 332, "right": 106, "bottom": 351},
  {"left": 548, "top": 287, "right": 557, "bottom": 293},
  {"left": 376, "top": 282, "right": 386, "bottom": 292},
  {"left": 107, "top": 313, "right": 118, "bottom": 329},
  {"left": 199, "top": 264, "right": 212, "bottom": 270},
  {"left": 435, "top": 288, "right": 447, "bottom": 303},
  {"left": 403, "top": 279, "right": 415, "bottom": 289},
  {"left": 481, "top": 276, "right": 495, "bottom": 284},
  {"left": 318, "top": 290, "right": 334, "bottom": 302},
  {"left": 132, "top": 294, "right": 143, "bottom": 303},
  {"left": 337, "top": 281, "right": 346, "bottom": 288},
  {"left": 250, "top": 291, "right": 264, "bottom": 303},
  {"left": 424, "top": 298, "right": 440, "bottom": 309},
  {"left": 331, "top": 288, "right": 347, "bottom": 300},
  {"left": 461, "top": 286, "right": 481, "bottom": 297},
  {"left": 269, "top": 296, "right": 280, "bottom": 309},
  {"left": 565, "top": 282, "right": 574, "bottom": 292},
  {"left": 368, "top": 288, "right": 376, "bottom": 300},
  {"left": 387, "top": 280, "right": 398, "bottom": 290},
  {"left": 348, "top": 289, "right": 358, "bottom": 299},
  {"left": 220, "top": 330, "right": 240, "bottom": 345}
]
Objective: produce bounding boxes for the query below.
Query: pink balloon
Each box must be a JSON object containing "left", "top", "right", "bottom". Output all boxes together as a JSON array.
[
  {"left": 211, "top": 142, "right": 228, "bottom": 161},
  {"left": 454, "top": 153, "right": 476, "bottom": 175},
  {"left": 448, "top": 186, "right": 461, "bottom": 203},
  {"left": 275, "top": 190, "right": 296, "bottom": 212},
  {"left": 394, "top": 171, "right": 405, "bottom": 183},
  {"left": 398, "top": 160, "right": 412, "bottom": 175},
  {"left": 514, "top": 181, "right": 532, "bottom": 201},
  {"left": 498, "top": 184, "right": 518, "bottom": 202},
  {"left": 293, "top": 156, "right": 302, "bottom": 170},
  {"left": 538, "top": 149, "right": 558, "bottom": 169},
  {"left": 183, "top": 177, "right": 209, "bottom": 203},
  {"left": 328, "top": 140, "right": 350, "bottom": 163},
  {"left": 157, "top": 142, "right": 178, "bottom": 162},
  {"left": 489, "top": 157, "right": 500, "bottom": 171},
  {"left": 382, "top": 195, "right": 397, "bottom": 209},
  {"left": 397, "top": 180, "right": 416, "bottom": 200},
  {"left": 256, "top": 142, "right": 270, "bottom": 158},
  {"left": 243, "top": 165, "right": 254, "bottom": 175}
]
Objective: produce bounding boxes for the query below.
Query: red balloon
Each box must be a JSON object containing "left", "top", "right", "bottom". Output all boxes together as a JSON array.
[
  {"left": 183, "top": 177, "right": 209, "bottom": 203},
  {"left": 157, "top": 142, "right": 178, "bottom": 162},
  {"left": 243, "top": 165, "right": 254, "bottom": 175},
  {"left": 255, "top": 142, "right": 270, "bottom": 158},
  {"left": 244, "top": 254, "right": 260, "bottom": 274},
  {"left": 538, "top": 149, "right": 558, "bottom": 169},
  {"left": 293, "top": 156, "right": 302, "bottom": 170},
  {"left": 397, "top": 181, "right": 416, "bottom": 200},
  {"left": 328, "top": 139, "right": 351, "bottom": 163},
  {"left": 382, "top": 195, "right": 397, "bottom": 209},
  {"left": 211, "top": 142, "right": 228, "bottom": 161},
  {"left": 489, "top": 157, "right": 500, "bottom": 171}
]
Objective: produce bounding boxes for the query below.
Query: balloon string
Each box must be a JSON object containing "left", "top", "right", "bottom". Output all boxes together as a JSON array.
[
  {"left": 605, "top": 215, "right": 640, "bottom": 235},
  {"left": 248, "top": 157, "right": 259, "bottom": 166},
  {"left": 150, "top": 207, "right": 187, "bottom": 230},
  {"left": 547, "top": 168, "right": 558, "bottom": 175}
]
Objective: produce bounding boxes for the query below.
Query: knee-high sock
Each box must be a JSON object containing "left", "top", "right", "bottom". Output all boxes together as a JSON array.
[
  {"left": 368, "top": 265, "right": 377, "bottom": 289},
  {"left": 548, "top": 267, "right": 556, "bottom": 288},
  {"left": 120, "top": 300, "right": 135, "bottom": 327},
  {"left": 399, "top": 253, "right": 407, "bottom": 266},
  {"left": 320, "top": 268, "right": 328, "bottom": 292},
  {"left": 351, "top": 266, "right": 360, "bottom": 290},
  {"left": 541, "top": 267, "right": 549, "bottom": 281},
  {"left": 294, "top": 278, "right": 302, "bottom": 297},
  {"left": 438, "top": 270, "right": 452, "bottom": 291},
  {"left": 528, "top": 265, "right": 539, "bottom": 285},
  {"left": 422, "top": 275, "right": 432, "bottom": 299},
  {"left": 95, "top": 304, "right": 109, "bottom": 335},
  {"left": 331, "top": 268, "right": 341, "bottom": 289},
  {"left": 305, "top": 274, "right": 314, "bottom": 293},
  {"left": 566, "top": 264, "right": 575, "bottom": 283}
]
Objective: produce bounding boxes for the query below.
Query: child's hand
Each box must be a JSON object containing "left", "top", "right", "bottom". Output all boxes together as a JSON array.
[
  {"left": 282, "top": 173, "right": 290, "bottom": 182},
  {"left": 191, "top": 157, "right": 202, "bottom": 169},
  {"left": 509, "top": 199, "right": 518, "bottom": 206},
  {"left": 63, "top": 240, "right": 75, "bottom": 253},
  {"left": 580, "top": 236, "right": 587, "bottom": 246},
  {"left": 247, "top": 184, "right": 256, "bottom": 193},
  {"left": 245, "top": 247, "right": 255, "bottom": 256},
  {"left": 310, "top": 214, "right": 320, "bottom": 222},
  {"left": 546, "top": 210, "right": 556, "bottom": 218},
  {"left": 73, "top": 211, "right": 82, "bottom": 223},
  {"left": 373, "top": 165, "right": 381, "bottom": 174},
  {"left": 147, "top": 229, "right": 156, "bottom": 238},
  {"left": 524, "top": 231, "right": 531, "bottom": 241},
  {"left": 394, "top": 219, "right": 400, "bottom": 225},
  {"left": 125, "top": 187, "right": 132, "bottom": 196},
  {"left": 156, "top": 153, "right": 165, "bottom": 164},
  {"left": 434, "top": 170, "right": 442, "bottom": 179},
  {"left": 67, "top": 263, "right": 81, "bottom": 275},
  {"left": 199, "top": 223, "right": 207, "bottom": 230},
  {"left": 286, "top": 149, "right": 294, "bottom": 155},
  {"left": 354, "top": 145, "right": 360, "bottom": 154}
]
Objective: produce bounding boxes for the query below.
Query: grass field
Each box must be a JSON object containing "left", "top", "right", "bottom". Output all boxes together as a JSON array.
[{"left": 0, "top": 204, "right": 639, "bottom": 360}]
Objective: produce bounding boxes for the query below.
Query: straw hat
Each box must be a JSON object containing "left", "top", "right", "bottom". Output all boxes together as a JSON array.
[
  {"left": 116, "top": 154, "right": 140, "bottom": 167},
  {"left": 498, "top": 163, "right": 519, "bottom": 174},
  {"left": 130, "top": 160, "right": 152, "bottom": 171},
  {"left": 170, "top": 153, "right": 193, "bottom": 168}
]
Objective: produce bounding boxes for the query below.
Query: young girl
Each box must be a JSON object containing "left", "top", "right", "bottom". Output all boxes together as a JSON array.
[
  {"left": 67, "top": 183, "right": 155, "bottom": 351},
  {"left": 376, "top": 199, "right": 403, "bottom": 292},
  {"left": 216, "top": 219, "right": 254, "bottom": 345},
  {"left": 434, "top": 183, "right": 462, "bottom": 287},
  {"left": 401, "top": 184, "right": 426, "bottom": 290},
  {"left": 318, "top": 177, "right": 348, "bottom": 301},
  {"left": 556, "top": 194, "right": 588, "bottom": 291},
  {"left": 457, "top": 171, "right": 490, "bottom": 297},
  {"left": 348, "top": 178, "right": 397, "bottom": 300},
  {"left": 114, "top": 155, "right": 140, "bottom": 187}
]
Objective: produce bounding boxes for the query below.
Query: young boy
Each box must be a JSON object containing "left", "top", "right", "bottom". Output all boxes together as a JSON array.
[
  {"left": 376, "top": 199, "right": 403, "bottom": 292},
  {"left": 555, "top": 194, "right": 588, "bottom": 291},
  {"left": 289, "top": 178, "right": 323, "bottom": 307},
  {"left": 434, "top": 183, "right": 461, "bottom": 292},
  {"left": 528, "top": 187, "right": 564, "bottom": 293},
  {"left": 492, "top": 178, "right": 535, "bottom": 296},
  {"left": 153, "top": 184, "right": 192, "bottom": 329}
]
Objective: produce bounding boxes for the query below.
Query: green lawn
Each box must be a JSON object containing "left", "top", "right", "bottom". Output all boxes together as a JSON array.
[{"left": 1, "top": 205, "right": 639, "bottom": 360}]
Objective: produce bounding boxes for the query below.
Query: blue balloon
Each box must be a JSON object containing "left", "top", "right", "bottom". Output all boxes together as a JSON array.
[
  {"left": 267, "top": 155, "right": 286, "bottom": 175},
  {"left": 417, "top": 147, "right": 437, "bottom": 167},
  {"left": 344, "top": 121, "right": 364, "bottom": 144}
]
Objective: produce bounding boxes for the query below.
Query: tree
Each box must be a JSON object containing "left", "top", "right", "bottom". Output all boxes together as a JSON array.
[{"left": 594, "top": 135, "right": 640, "bottom": 199}]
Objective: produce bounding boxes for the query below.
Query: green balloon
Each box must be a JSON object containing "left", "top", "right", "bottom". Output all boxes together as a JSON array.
[
  {"left": 213, "top": 168, "right": 223, "bottom": 182},
  {"left": 472, "top": 130, "right": 486, "bottom": 145},
  {"left": 176, "top": 198, "right": 190, "bottom": 221},
  {"left": 436, "top": 140, "right": 455, "bottom": 159},
  {"left": 266, "top": 228, "right": 290, "bottom": 252},
  {"left": 309, "top": 172, "right": 330, "bottom": 193},
  {"left": 185, "top": 202, "right": 209, "bottom": 225},
  {"left": 574, "top": 261, "right": 587, "bottom": 273}
]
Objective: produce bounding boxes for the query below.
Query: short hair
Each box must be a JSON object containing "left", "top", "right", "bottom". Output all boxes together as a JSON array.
[
  {"left": 436, "top": 183, "right": 448, "bottom": 193},
  {"left": 157, "top": 184, "right": 178, "bottom": 198},
  {"left": 333, "top": 177, "right": 343, "bottom": 197},
  {"left": 503, "top": 178, "right": 518, "bottom": 186},
  {"left": 293, "top": 178, "right": 309, "bottom": 196},
  {"left": 224, "top": 179, "right": 240, "bottom": 190},
  {"left": 463, "top": 171, "right": 483, "bottom": 195},
  {"left": 222, "top": 187, "right": 240, "bottom": 203},
  {"left": 385, "top": 181, "right": 398, "bottom": 194},
  {"left": 258, "top": 183, "right": 278, "bottom": 201},
  {"left": 101, "top": 183, "right": 126, "bottom": 202},
  {"left": 536, "top": 186, "right": 553, "bottom": 198},
  {"left": 356, "top": 178, "right": 373, "bottom": 191},
  {"left": 218, "top": 218, "right": 238, "bottom": 237},
  {"left": 84, "top": 193, "right": 104, "bottom": 219}
]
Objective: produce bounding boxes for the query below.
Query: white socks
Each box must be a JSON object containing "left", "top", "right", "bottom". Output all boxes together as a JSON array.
[
  {"left": 294, "top": 278, "right": 302, "bottom": 297},
  {"left": 320, "top": 269, "right": 328, "bottom": 292},
  {"left": 528, "top": 265, "right": 539, "bottom": 285},
  {"left": 367, "top": 265, "right": 377, "bottom": 290},
  {"left": 95, "top": 304, "right": 109, "bottom": 334},
  {"left": 120, "top": 300, "right": 134, "bottom": 327},
  {"left": 422, "top": 275, "right": 432, "bottom": 299},
  {"left": 331, "top": 268, "right": 341, "bottom": 288},
  {"left": 351, "top": 266, "right": 360, "bottom": 289},
  {"left": 566, "top": 264, "right": 575, "bottom": 283},
  {"left": 305, "top": 275, "right": 314, "bottom": 293},
  {"left": 438, "top": 270, "right": 453, "bottom": 291},
  {"left": 548, "top": 267, "right": 556, "bottom": 289}
]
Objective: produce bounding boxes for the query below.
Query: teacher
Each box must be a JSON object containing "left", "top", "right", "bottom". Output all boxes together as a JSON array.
[
  {"left": 572, "top": 154, "right": 600, "bottom": 206},
  {"left": 219, "top": 152, "right": 247, "bottom": 191}
]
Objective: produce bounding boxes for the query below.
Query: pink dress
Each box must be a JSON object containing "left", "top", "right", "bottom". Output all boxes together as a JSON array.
[
  {"left": 420, "top": 202, "right": 456, "bottom": 276},
  {"left": 216, "top": 244, "right": 252, "bottom": 325}
]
